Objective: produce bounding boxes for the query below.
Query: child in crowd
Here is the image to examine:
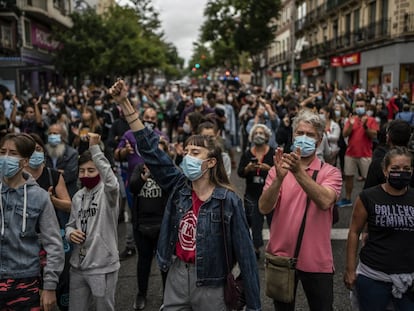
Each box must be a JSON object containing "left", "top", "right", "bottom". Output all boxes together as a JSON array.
[{"left": 65, "top": 133, "right": 120, "bottom": 311}]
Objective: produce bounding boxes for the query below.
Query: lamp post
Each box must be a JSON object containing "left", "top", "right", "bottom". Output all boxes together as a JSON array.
[{"left": 290, "top": 1, "right": 297, "bottom": 89}]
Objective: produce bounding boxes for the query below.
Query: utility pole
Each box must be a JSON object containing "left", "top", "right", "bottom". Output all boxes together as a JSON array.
[{"left": 290, "top": 1, "right": 297, "bottom": 88}]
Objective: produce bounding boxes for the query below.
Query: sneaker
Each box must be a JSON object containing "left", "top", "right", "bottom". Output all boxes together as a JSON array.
[
  {"left": 119, "top": 247, "right": 136, "bottom": 261},
  {"left": 133, "top": 293, "right": 146, "bottom": 310},
  {"left": 336, "top": 198, "right": 352, "bottom": 207}
]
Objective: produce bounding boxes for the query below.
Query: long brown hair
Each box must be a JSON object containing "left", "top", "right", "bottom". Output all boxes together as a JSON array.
[
  {"left": 81, "top": 106, "right": 100, "bottom": 133},
  {"left": 184, "top": 135, "right": 234, "bottom": 192}
]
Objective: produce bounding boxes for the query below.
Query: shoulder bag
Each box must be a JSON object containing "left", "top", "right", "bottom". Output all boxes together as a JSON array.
[{"left": 264, "top": 168, "right": 320, "bottom": 303}]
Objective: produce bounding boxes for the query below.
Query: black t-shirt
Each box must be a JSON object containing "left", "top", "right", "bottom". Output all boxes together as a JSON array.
[
  {"left": 37, "top": 166, "right": 69, "bottom": 228},
  {"left": 359, "top": 185, "right": 414, "bottom": 274},
  {"left": 237, "top": 147, "right": 275, "bottom": 199}
]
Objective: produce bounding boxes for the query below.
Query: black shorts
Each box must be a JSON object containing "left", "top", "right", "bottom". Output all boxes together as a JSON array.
[{"left": 0, "top": 277, "right": 40, "bottom": 311}]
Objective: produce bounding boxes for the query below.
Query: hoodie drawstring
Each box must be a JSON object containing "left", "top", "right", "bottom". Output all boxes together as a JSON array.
[
  {"left": 0, "top": 183, "right": 3, "bottom": 237},
  {"left": 0, "top": 183, "right": 28, "bottom": 237},
  {"left": 22, "top": 183, "right": 27, "bottom": 234}
]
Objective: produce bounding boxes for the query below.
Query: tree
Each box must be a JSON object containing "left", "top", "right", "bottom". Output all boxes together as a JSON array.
[
  {"left": 200, "top": 0, "right": 281, "bottom": 73},
  {"left": 52, "top": 5, "right": 184, "bottom": 84}
]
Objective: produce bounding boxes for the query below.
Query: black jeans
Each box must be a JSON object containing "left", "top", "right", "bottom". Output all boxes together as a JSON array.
[
  {"left": 273, "top": 270, "right": 334, "bottom": 311},
  {"left": 133, "top": 229, "right": 167, "bottom": 295}
]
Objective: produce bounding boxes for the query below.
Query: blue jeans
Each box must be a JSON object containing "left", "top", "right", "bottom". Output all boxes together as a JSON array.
[
  {"left": 244, "top": 195, "right": 273, "bottom": 249},
  {"left": 273, "top": 270, "right": 333, "bottom": 311},
  {"left": 356, "top": 274, "right": 414, "bottom": 311}
]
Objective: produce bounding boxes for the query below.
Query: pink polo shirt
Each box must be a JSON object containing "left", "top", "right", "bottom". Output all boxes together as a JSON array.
[{"left": 264, "top": 157, "right": 342, "bottom": 273}]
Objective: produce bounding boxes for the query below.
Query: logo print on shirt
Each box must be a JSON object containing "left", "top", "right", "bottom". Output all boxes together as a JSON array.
[{"left": 178, "top": 210, "right": 197, "bottom": 251}]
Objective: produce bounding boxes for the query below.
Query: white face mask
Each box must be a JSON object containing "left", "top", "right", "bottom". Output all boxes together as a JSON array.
[
  {"left": 366, "top": 110, "right": 374, "bottom": 117},
  {"left": 183, "top": 123, "right": 191, "bottom": 134}
]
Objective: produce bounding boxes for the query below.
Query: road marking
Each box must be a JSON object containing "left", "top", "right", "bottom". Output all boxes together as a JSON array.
[{"left": 262, "top": 228, "right": 349, "bottom": 241}]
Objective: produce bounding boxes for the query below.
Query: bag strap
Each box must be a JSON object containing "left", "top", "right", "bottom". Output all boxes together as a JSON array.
[
  {"left": 293, "top": 163, "right": 323, "bottom": 260},
  {"left": 221, "top": 200, "right": 231, "bottom": 274},
  {"left": 47, "top": 167, "right": 55, "bottom": 194}
]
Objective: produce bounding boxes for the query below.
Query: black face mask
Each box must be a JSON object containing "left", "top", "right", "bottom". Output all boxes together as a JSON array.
[
  {"left": 387, "top": 170, "right": 412, "bottom": 190},
  {"left": 143, "top": 121, "right": 156, "bottom": 130}
]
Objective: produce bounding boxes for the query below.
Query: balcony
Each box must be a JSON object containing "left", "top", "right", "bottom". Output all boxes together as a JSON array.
[
  {"left": 326, "top": 0, "right": 357, "bottom": 13},
  {"left": 404, "top": 13, "right": 414, "bottom": 33},
  {"left": 17, "top": 0, "right": 48, "bottom": 11},
  {"left": 362, "top": 19, "right": 391, "bottom": 41}
]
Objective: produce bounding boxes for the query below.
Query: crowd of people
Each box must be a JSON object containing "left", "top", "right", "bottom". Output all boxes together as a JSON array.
[{"left": 0, "top": 77, "right": 413, "bottom": 311}]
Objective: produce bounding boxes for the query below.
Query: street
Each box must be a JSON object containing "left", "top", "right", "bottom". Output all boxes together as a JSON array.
[{"left": 114, "top": 150, "right": 363, "bottom": 311}]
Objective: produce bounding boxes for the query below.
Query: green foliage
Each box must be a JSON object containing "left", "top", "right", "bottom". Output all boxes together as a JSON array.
[
  {"left": 52, "top": 4, "right": 183, "bottom": 83},
  {"left": 199, "top": 0, "right": 281, "bottom": 68}
]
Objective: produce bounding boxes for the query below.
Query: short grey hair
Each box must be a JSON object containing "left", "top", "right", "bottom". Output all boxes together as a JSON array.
[
  {"left": 292, "top": 109, "right": 325, "bottom": 139},
  {"left": 248, "top": 124, "right": 272, "bottom": 142}
]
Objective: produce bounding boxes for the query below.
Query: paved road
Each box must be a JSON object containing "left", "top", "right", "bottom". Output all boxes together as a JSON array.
[{"left": 114, "top": 152, "right": 364, "bottom": 311}]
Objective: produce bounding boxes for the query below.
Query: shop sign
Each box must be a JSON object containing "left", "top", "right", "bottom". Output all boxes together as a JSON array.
[
  {"left": 342, "top": 52, "right": 360, "bottom": 66},
  {"left": 31, "top": 24, "right": 60, "bottom": 51},
  {"left": 301, "top": 58, "right": 322, "bottom": 71},
  {"left": 330, "top": 56, "right": 343, "bottom": 67},
  {"left": 330, "top": 53, "right": 360, "bottom": 67}
]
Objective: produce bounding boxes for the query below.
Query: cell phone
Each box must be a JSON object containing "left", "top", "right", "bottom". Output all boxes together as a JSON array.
[{"left": 251, "top": 157, "right": 258, "bottom": 164}]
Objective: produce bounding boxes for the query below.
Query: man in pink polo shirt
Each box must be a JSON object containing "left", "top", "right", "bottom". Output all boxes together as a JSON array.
[
  {"left": 259, "top": 109, "right": 342, "bottom": 311},
  {"left": 337, "top": 94, "right": 379, "bottom": 207}
]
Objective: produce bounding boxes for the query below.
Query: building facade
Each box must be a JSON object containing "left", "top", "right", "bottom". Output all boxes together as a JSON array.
[
  {"left": 0, "top": 0, "right": 115, "bottom": 95},
  {"left": 0, "top": 0, "right": 73, "bottom": 94},
  {"left": 267, "top": 0, "right": 298, "bottom": 92},
  {"left": 295, "top": 0, "right": 414, "bottom": 100}
]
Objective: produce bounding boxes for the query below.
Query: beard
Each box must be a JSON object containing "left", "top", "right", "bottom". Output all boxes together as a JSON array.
[{"left": 46, "top": 143, "right": 66, "bottom": 159}]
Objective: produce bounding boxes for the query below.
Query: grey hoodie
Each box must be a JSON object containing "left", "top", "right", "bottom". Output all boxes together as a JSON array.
[
  {"left": 0, "top": 172, "right": 64, "bottom": 290},
  {"left": 65, "top": 145, "right": 120, "bottom": 273}
]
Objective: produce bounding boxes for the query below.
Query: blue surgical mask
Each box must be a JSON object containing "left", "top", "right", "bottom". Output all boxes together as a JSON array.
[
  {"left": 48, "top": 134, "right": 61, "bottom": 146},
  {"left": 317, "top": 95, "right": 323, "bottom": 101},
  {"left": 142, "top": 95, "right": 148, "bottom": 103},
  {"left": 292, "top": 135, "right": 316, "bottom": 157},
  {"left": 194, "top": 97, "right": 203, "bottom": 107},
  {"left": 29, "top": 151, "right": 44, "bottom": 169},
  {"left": 0, "top": 155, "right": 22, "bottom": 178},
  {"left": 355, "top": 107, "right": 365, "bottom": 115},
  {"left": 180, "top": 155, "right": 207, "bottom": 181},
  {"left": 94, "top": 105, "right": 103, "bottom": 112}
]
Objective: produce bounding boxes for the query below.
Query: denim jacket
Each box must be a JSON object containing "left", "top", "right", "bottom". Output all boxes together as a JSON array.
[{"left": 133, "top": 128, "right": 261, "bottom": 311}]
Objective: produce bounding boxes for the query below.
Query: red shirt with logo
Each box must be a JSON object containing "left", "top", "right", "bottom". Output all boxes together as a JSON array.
[{"left": 176, "top": 191, "right": 204, "bottom": 263}]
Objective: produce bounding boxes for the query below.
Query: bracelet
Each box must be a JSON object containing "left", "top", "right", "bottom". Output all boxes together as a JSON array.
[
  {"left": 128, "top": 117, "right": 139, "bottom": 125},
  {"left": 124, "top": 111, "right": 137, "bottom": 117}
]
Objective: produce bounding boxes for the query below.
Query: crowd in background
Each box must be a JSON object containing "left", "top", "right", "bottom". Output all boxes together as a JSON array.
[{"left": 1, "top": 77, "right": 414, "bottom": 311}]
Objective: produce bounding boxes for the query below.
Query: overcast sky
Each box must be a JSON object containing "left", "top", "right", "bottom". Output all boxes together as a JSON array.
[{"left": 117, "top": 0, "right": 207, "bottom": 65}]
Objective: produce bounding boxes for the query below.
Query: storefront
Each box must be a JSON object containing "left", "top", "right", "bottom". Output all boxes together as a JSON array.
[
  {"left": 367, "top": 67, "right": 383, "bottom": 95},
  {"left": 399, "top": 64, "right": 414, "bottom": 103},
  {"left": 301, "top": 58, "right": 326, "bottom": 87},
  {"left": 330, "top": 52, "right": 361, "bottom": 89}
]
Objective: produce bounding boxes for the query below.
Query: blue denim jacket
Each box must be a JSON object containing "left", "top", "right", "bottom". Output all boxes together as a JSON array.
[{"left": 133, "top": 128, "right": 261, "bottom": 310}]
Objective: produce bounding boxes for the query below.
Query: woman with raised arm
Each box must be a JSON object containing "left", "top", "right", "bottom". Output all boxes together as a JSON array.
[{"left": 110, "top": 80, "right": 261, "bottom": 311}]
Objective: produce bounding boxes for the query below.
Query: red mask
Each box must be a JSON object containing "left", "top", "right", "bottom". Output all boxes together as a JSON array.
[{"left": 80, "top": 175, "right": 101, "bottom": 189}]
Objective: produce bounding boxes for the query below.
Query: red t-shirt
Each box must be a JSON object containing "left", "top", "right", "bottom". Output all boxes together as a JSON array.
[
  {"left": 175, "top": 191, "right": 204, "bottom": 263},
  {"left": 344, "top": 116, "right": 379, "bottom": 158}
]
